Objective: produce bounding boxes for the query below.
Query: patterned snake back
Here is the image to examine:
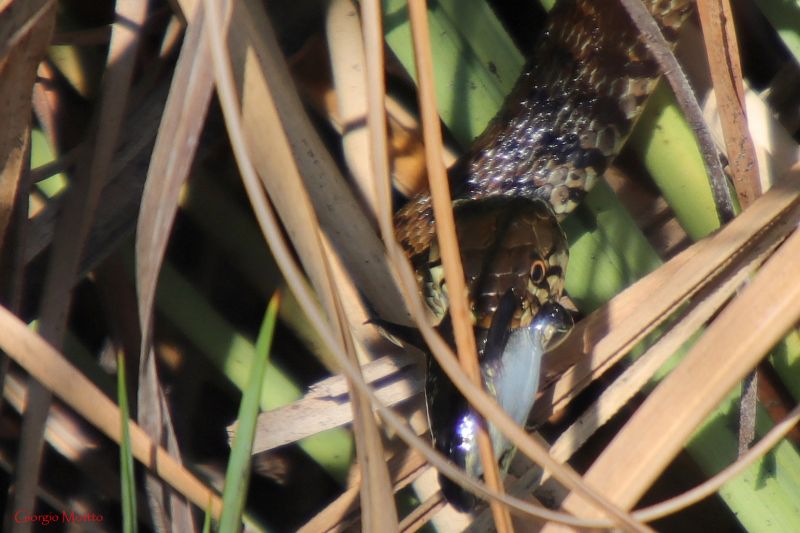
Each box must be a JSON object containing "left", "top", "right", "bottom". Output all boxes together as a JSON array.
[
  {"left": 396, "top": 0, "right": 692, "bottom": 255},
  {"left": 392, "top": 0, "right": 694, "bottom": 513}
]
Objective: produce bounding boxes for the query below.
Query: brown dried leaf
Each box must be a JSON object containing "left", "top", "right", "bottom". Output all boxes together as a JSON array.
[
  {"left": 552, "top": 165, "right": 800, "bottom": 521},
  {"left": 697, "top": 0, "right": 761, "bottom": 207},
  {"left": 243, "top": 354, "right": 423, "bottom": 454},
  {"left": 0, "top": 304, "right": 224, "bottom": 518},
  {"left": 12, "top": 0, "right": 145, "bottom": 522},
  {"left": 227, "top": 0, "right": 407, "bottom": 325},
  {"left": 135, "top": 2, "right": 215, "bottom": 530},
  {"left": 0, "top": 0, "right": 55, "bottom": 291},
  {"left": 537, "top": 176, "right": 800, "bottom": 422}
]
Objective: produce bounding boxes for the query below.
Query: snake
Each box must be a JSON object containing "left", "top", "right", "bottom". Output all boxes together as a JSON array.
[{"left": 390, "top": 0, "right": 694, "bottom": 512}]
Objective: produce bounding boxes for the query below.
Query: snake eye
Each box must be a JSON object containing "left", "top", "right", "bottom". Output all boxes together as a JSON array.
[{"left": 530, "top": 259, "right": 547, "bottom": 284}]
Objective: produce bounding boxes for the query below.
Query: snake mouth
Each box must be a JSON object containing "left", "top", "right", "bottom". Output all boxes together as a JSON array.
[
  {"left": 534, "top": 301, "right": 574, "bottom": 351},
  {"left": 424, "top": 290, "right": 574, "bottom": 513}
]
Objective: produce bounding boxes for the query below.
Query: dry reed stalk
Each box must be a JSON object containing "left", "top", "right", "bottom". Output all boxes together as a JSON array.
[
  {"left": 550, "top": 166, "right": 800, "bottom": 525},
  {"left": 201, "top": 0, "right": 398, "bottom": 528},
  {"left": 405, "top": 0, "right": 513, "bottom": 530},
  {"left": 12, "top": 0, "right": 145, "bottom": 528},
  {"left": 134, "top": 2, "right": 216, "bottom": 529},
  {"left": 0, "top": 306, "right": 225, "bottom": 518}
]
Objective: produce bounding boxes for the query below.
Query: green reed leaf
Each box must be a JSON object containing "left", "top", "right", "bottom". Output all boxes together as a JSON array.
[
  {"left": 117, "top": 351, "right": 137, "bottom": 533},
  {"left": 219, "top": 292, "right": 281, "bottom": 533}
]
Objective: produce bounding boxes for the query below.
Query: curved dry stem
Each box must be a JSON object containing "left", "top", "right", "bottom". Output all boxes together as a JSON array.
[
  {"left": 555, "top": 167, "right": 800, "bottom": 520},
  {"left": 634, "top": 401, "right": 800, "bottom": 520},
  {"left": 405, "top": 1, "right": 512, "bottom": 530},
  {"left": 202, "top": 1, "right": 399, "bottom": 530}
]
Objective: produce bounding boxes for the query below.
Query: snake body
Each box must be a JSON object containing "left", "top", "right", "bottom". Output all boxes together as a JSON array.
[{"left": 393, "top": 0, "right": 693, "bottom": 512}]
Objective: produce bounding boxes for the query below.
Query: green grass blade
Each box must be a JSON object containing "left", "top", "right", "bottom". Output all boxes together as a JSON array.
[
  {"left": 202, "top": 507, "right": 212, "bottom": 533},
  {"left": 752, "top": 0, "right": 800, "bottom": 66},
  {"left": 120, "top": 245, "right": 353, "bottom": 484},
  {"left": 31, "top": 128, "right": 68, "bottom": 200},
  {"left": 689, "top": 392, "right": 800, "bottom": 532},
  {"left": 117, "top": 351, "right": 137, "bottom": 533},
  {"left": 181, "top": 170, "right": 336, "bottom": 371},
  {"left": 152, "top": 259, "right": 354, "bottom": 483},
  {"left": 219, "top": 292, "right": 281, "bottom": 533},
  {"left": 771, "top": 331, "right": 800, "bottom": 401},
  {"left": 629, "top": 83, "right": 722, "bottom": 240}
]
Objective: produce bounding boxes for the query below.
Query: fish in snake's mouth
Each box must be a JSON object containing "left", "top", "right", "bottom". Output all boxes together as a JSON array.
[
  {"left": 377, "top": 196, "right": 574, "bottom": 513},
  {"left": 426, "top": 291, "right": 573, "bottom": 513},
  {"left": 415, "top": 195, "right": 574, "bottom": 512}
]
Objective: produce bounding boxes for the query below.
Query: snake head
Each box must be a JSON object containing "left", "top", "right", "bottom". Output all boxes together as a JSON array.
[
  {"left": 418, "top": 195, "right": 574, "bottom": 512},
  {"left": 420, "top": 196, "right": 569, "bottom": 331}
]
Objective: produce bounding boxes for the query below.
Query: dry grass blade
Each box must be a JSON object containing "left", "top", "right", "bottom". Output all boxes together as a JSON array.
[
  {"left": 619, "top": 0, "right": 734, "bottom": 222},
  {"left": 25, "top": 80, "right": 168, "bottom": 278},
  {"left": 697, "top": 0, "right": 763, "bottom": 457},
  {"left": 546, "top": 192, "right": 800, "bottom": 464},
  {"left": 405, "top": 1, "right": 512, "bottom": 530},
  {"left": 0, "top": 0, "right": 54, "bottom": 326},
  {"left": 537, "top": 177, "right": 800, "bottom": 421},
  {"left": 299, "top": 449, "right": 429, "bottom": 532},
  {"left": 201, "top": 0, "right": 399, "bottom": 529},
  {"left": 326, "top": 0, "right": 377, "bottom": 217},
  {"left": 134, "top": 2, "right": 215, "bottom": 530},
  {"left": 198, "top": 0, "right": 408, "bottom": 325},
  {"left": 556, "top": 166, "right": 800, "bottom": 518},
  {"left": 361, "top": 0, "right": 395, "bottom": 230},
  {"left": 136, "top": 1, "right": 214, "bottom": 340},
  {"left": 12, "top": 0, "right": 145, "bottom": 526},
  {"left": 697, "top": 0, "right": 761, "bottom": 207},
  {"left": 324, "top": 0, "right": 406, "bottom": 358},
  {"left": 0, "top": 0, "right": 54, "bottom": 258},
  {"left": 0, "top": 364, "right": 159, "bottom": 526},
  {"left": 0, "top": 0, "right": 55, "bottom": 60},
  {"left": 340, "top": 330, "right": 399, "bottom": 531},
  {"left": 244, "top": 354, "right": 423, "bottom": 453},
  {"left": 0, "top": 305, "right": 224, "bottom": 518}
]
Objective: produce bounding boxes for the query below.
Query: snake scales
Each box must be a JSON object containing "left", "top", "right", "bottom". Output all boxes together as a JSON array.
[{"left": 391, "top": 0, "right": 693, "bottom": 512}]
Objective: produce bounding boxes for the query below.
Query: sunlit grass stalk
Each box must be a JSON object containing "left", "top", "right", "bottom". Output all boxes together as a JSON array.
[{"left": 219, "top": 292, "right": 281, "bottom": 533}]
